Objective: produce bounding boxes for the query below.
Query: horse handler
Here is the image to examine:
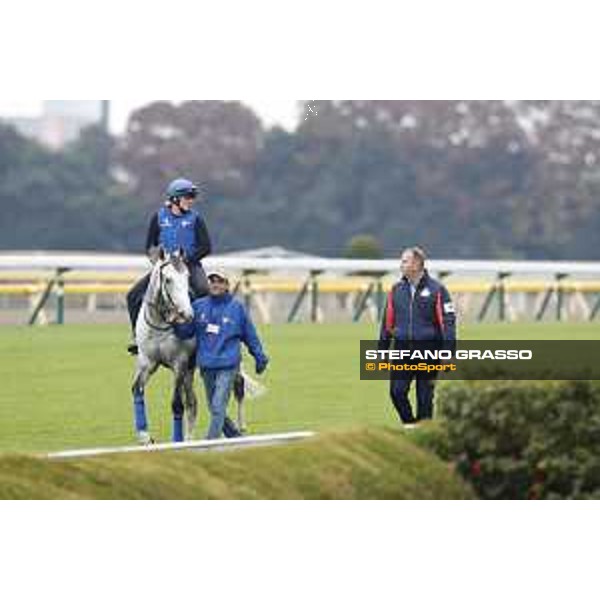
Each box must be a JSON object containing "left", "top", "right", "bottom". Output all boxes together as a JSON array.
[{"left": 177, "top": 271, "right": 269, "bottom": 440}]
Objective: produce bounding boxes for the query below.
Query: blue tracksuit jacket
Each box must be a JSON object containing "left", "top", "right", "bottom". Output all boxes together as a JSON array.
[{"left": 177, "top": 293, "right": 268, "bottom": 370}]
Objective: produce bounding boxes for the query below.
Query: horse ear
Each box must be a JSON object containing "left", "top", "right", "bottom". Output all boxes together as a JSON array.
[
  {"left": 177, "top": 247, "right": 185, "bottom": 260},
  {"left": 158, "top": 246, "right": 166, "bottom": 261}
]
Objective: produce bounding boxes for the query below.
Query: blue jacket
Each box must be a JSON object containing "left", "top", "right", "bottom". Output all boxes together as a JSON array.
[
  {"left": 379, "top": 271, "right": 456, "bottom": 349},
  {"left": 157, "top": 206, "right": 202, "bottom": 260},
  {"left": 177, "top": 294, "right": 269, "bottom": 371}
]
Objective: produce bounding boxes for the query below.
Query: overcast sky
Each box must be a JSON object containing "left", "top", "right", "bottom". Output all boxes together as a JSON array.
[{"left": 0, "top": 100, "right": 301, "bottom": 132}]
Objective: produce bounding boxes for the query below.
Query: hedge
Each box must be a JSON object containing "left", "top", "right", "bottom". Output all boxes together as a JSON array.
[{"left": 426, "top": 380, "right": 600, "bottom": 499}]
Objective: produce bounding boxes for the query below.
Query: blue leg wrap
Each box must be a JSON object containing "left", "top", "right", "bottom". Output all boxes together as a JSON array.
[
  {"left": 173, "top": 417, "right": 184, "bottom": 443},
  {"left": 134, "top": 393, "right": 148, "bottom": 432}
]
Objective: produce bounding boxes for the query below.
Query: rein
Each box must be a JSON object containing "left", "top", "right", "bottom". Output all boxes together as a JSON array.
[{"left": 143, "top": 262, "right": 182, "bottom": 332}]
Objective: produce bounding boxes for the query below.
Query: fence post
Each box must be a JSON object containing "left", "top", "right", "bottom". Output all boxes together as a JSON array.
[
  {"left": 56, "top": 277, "right": 65, "bottom": 325},
  {"left": 310, "top": 272, "right": 320, "bottom": 323},
  {"left": 555, "top": 273, "right": 568, "bottom": 321},
  {"left": 28, "top": 268, "right": 70, "bottom": 326}
]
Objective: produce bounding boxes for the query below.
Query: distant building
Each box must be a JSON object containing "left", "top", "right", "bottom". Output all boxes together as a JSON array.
[{"left": 1, "top": 101, "right": 110, "bottom": 150}]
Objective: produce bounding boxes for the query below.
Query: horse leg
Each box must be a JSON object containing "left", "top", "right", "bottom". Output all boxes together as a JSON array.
[
  {"left": 234, "top": 371, "right": 247, "bottom": 434},
  {"left": 171, "top": 364, "right": 188, "bottom": 443},
  {"left": 132, "top": 359, "right": 157, "bottom": 445},
  {"left": 182, "top": 367, "right": 198, "bottom": 441},
  {"left": 237, "top": 399, "right": 247, "bottom": 435}
]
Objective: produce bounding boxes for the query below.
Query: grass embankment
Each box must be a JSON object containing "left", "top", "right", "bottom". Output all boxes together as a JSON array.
[{"left": 0, "top": 428, "right": 473, "bottom": 500}]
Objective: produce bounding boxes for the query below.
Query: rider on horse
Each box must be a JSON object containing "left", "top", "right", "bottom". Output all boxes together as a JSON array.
[{"left": 126, "top": 178, "right": 212, "bottom": 355}]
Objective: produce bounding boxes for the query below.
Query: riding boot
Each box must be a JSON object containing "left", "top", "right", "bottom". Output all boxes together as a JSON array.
[
  {"left": 126, "top": 273, "right": 151, "bottom": 355},
  {"left": 188, "top": 262, "right": 209, "bottom": 300},
  {"left": 127, "top": 300, "right": 141, "bottom": 355}
]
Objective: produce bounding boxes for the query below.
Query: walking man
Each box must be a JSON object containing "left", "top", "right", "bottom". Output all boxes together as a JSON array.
[
  {"left": 378, "top": 247, "right": 456, "bottom": 424},
  {"left": 179, "top": 271, "right": 269, "bottom": 439}
]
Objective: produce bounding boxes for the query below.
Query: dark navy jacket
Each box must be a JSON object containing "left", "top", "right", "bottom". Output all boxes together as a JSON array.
[
  {"left": 379, "top": 271, "right": 456, "bottom": 349},
  {"left": 177, "top": 294, "right": 268, "bottom": 371}
]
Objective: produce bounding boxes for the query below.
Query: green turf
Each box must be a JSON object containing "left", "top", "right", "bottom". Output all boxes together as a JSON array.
[
  {"left": 0, "top": 427, "right": 474, "bottom": 499},
  {"left": 1, "top": 321, "right": 599, "bottom": 453}
]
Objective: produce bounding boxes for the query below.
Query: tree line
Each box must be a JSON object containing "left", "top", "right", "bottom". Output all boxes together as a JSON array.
[{"left": 1, "top": 100, "right": 600, "bottom": 259}]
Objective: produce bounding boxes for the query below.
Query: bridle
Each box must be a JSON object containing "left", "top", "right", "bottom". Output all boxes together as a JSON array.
[{"left": 144, "top": 261, "right": 186, "bottom": 332}]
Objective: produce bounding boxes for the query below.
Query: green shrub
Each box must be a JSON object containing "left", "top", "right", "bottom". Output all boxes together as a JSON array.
[
  {"left": 432, "top": 381, "right": 600, "bottom": 499},
  {"left": 343, "top": 234, "right": 383, "bottom": 259}
]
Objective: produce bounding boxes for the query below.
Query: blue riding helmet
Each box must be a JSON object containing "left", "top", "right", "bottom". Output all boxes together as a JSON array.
[{"left": 166, "top": 178, "right": 198, "bottom": 200}]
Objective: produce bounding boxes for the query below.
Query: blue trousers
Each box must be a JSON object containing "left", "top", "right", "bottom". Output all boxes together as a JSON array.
[
  {"left": 201, "top": 367, "right": 239, "bottom": 440},
  {"left": 390, "top": 374, "right": 437, "bottom": 424}
]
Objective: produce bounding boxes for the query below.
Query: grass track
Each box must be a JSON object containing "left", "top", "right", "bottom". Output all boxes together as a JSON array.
[{"left": 1, "top": 321, "right": 598, "bottom": 453}]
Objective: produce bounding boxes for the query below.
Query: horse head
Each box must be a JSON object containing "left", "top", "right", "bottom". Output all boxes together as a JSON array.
[{"left": 149, "top": 247, "right": 194, "bottom": 325}]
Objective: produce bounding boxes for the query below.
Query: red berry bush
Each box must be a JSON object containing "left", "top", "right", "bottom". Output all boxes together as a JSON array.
[{"left": 433, "top": 381, "right": 600, "bottom": 499}]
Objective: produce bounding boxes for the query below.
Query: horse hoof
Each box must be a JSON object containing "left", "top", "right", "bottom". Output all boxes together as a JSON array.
[{"left": 138, "top": 431, "right": 154, "bottom": 446}]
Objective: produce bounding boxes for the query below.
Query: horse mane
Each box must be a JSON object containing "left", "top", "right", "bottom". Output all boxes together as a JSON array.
[{"left": 145, "top": 261, "right": 163, "bottom": 306}]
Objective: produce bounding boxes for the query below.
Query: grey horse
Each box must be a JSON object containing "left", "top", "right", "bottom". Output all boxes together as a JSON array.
[{"left": 131, "top": 249, "right": 198, "bottom": 445}]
